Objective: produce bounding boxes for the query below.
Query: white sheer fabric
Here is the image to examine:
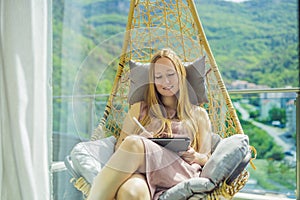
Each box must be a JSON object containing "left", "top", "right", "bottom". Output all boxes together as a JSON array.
[{"left": 0, "top": 0, "right": 50, "bottom": 200}]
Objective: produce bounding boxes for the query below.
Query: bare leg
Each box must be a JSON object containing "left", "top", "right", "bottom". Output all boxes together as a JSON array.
[
  {"left": 116, "top": 173, "right": 151, "bottom": 200},
  {"left": 87, "top": 136, "right": 146, "bottom": 200}
]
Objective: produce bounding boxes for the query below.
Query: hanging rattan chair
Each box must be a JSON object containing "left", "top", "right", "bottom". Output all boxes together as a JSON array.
[{"left": 65, "top": 0, "right": 256, "bottom": 199}]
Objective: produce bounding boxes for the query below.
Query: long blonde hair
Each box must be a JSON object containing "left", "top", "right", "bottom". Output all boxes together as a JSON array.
[{"left": 140, "top": 48, "right": 204, "bottom": 151}]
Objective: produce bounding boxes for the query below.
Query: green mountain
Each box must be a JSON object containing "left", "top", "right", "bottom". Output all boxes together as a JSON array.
[
  {"left": 53, "top": 0, "right": 299, "bottom": 96},
  {"left": 197, "top": 0, "right": 298, "bottom": 88}
]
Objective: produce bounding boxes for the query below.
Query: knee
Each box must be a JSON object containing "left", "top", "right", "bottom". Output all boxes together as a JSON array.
[
  {"left": 116, "top": 177, "right": 150, "bottom": 200},
  {"left": 121, "top": 135, "right": 144, "bottom": 153},
  {"left": 117, "top": 185, "right": 148, "bottom": 200}
]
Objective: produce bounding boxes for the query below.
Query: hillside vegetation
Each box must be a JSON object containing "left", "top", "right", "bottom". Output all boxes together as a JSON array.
[
  {"left": 53, "top": 0, "right": 298, "bottom": 96},
  {"left": 197, "top": 0, "right": 298, "bottom": 87}
]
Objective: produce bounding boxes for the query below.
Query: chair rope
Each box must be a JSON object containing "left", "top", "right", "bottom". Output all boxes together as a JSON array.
[
  {"left": 250, "top": 145, "right": 257, "bottom": 170},
  {"left": 206, "top": 170, "right": 250, "bottom": 200},
  {"left": 71, "top": 177, "right": 90, "bottom": 198}
]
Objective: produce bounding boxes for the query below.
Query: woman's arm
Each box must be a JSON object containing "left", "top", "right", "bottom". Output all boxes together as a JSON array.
[{"left": 181, "top": 106, "right": 213, "bottom": 166}]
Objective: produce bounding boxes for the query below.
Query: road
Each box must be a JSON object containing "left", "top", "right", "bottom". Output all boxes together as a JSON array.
[
  {"left": 233, "top": 102, "right": 292, "bottom": 152},
  {"left": 234, "top": 102, "right": 296, "bottom": 198}
]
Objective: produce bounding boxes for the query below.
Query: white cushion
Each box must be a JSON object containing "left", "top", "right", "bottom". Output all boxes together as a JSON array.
[{"left": 70, "top": 136, "right": 116, "bottom": 184}]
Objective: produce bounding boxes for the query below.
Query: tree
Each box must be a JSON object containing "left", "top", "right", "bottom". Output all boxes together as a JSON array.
[{"left": 268, "top": 107, "right": 286, "bottom": 124}]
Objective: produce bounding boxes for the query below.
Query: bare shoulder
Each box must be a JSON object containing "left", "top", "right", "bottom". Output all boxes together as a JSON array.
[
  {"left": 191, "top": 105, "right": 210, "bottom": 121},
  {"left": 191, "top": 105, "right": 208, "bottom": 115}
]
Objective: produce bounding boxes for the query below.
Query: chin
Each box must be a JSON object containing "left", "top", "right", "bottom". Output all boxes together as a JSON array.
[{"left": 161, "top": 92, "right": 176, "bottom": 97}]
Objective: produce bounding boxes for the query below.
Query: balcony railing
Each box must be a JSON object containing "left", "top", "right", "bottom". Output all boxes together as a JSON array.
[
  {"left": 51, "top": 87, "right": 300, "bottom": 200},
  {"left": 228, "top": 87, "right": 299, "bottom": 200}
]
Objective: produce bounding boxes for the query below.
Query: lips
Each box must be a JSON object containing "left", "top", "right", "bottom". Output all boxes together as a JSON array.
[{"left": 163, "top": 85, "right": 174, "bottom": 90}]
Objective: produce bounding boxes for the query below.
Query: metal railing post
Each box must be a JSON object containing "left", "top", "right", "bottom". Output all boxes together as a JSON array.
[{"left": 296, "top": 91, "right": 300, "bottom": 200}]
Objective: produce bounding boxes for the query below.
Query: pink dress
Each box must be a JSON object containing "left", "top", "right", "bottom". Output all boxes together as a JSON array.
[{"left": 136, "top": 102, "right": 205, "bottom": 199}]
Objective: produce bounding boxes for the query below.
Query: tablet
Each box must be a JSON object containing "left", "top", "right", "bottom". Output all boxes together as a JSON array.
[{"left": 149, "top": 137, "right": 190, "bottom": 152}]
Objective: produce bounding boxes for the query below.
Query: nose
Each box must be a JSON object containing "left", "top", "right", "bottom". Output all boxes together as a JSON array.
[{"left": 162, "top": 76, "right": 171, "bottom": 84}]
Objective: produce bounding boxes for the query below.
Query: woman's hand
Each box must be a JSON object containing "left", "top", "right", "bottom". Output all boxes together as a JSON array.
[
  {"left": 179, "top": 147, "right": 209, "bottom": 166},
  {"left": 179, "top": 146, "right": 197, "bottom": 164}
]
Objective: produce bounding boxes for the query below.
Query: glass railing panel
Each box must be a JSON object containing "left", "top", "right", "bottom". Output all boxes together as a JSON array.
[
  {"left": 51, "top": 90, "right": 298, "bottom": 200},
  {"left": 52, "top": 95, "right": 109, "bottom": 200},
  {"left": 51, "top": 0, "right": 299, "bottom": 198},
  {"left": 230, "top": 91, "right": 297, "bottom": 199}
]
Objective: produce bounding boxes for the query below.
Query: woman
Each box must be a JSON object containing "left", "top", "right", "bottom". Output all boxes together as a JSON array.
[{"left": 87, "top": 48, "right": 213, "bottom": 200}]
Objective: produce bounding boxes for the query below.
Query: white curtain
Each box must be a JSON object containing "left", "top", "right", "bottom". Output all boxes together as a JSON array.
[{"left": 0, "top": 0, "right": 50, "bottom": 200}]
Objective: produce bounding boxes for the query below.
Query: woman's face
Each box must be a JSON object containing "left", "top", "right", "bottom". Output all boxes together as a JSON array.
[{"left": 154, "top": 57, "right": 179, "bottom": 97}]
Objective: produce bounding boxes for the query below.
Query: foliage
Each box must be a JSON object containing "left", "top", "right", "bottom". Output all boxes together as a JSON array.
[
  {"left": 236, "top": 109, "right": 284, "bottom": 160},
  {"left": 268, "top": 106, "right": 287, "bottom": 124},
  {"left": 197, "top": 0, "right": 298, "bottom": 88},
  {"left": 248, "top": 159, "right": 296, "bottom": 191},
  {"left": 53, "top": 0, "right": 299, "bottom": 98},
  {"left": 249, "top": 110, "right": 260, "bottom": 119},
  {"left": 52, "top": 0, "right": 298, "bottom": 144},
  {"left": 292, "top": 132, "right": 296, "bottom": 140}
]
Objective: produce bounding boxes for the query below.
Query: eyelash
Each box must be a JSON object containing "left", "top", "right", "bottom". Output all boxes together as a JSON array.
[{"left": 155, "top": 73, "right": 175, "bottom": 79}]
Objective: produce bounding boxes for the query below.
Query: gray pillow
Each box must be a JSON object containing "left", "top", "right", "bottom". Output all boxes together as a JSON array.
[
  {"left": 226, "top": 150, "right": 252, "bottom": 184},
  {"left": 158, "top": 134, "right": 250, "bottom": 200},
  {"left": 158, "top": 177, "right": 215, "bottom": 200},
  {"left": 211, "top": 133, "right": 222, "bottom": 153},
  {"left": 200, "top": 134, "right": 250, "bottom": 185},
  {"left": 70, "top": 136, "right": 116, "bottom": 184},
  {"left": 128, "top": 56, "right": 208, "bottom": 105}
]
